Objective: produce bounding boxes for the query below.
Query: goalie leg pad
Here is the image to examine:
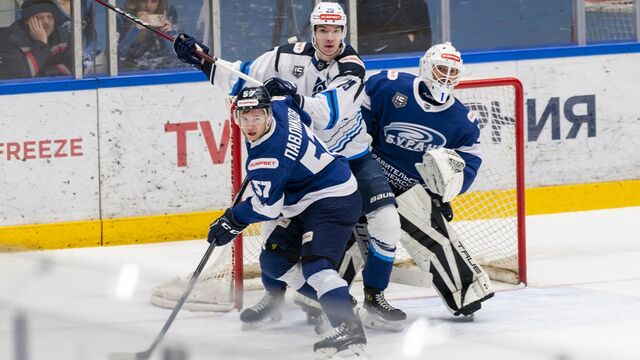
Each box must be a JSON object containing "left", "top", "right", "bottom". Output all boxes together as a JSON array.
[
  {"left": 397, "top": 185, "right": 494, "bottom": 316},
  {"left": 337, "top": 234, "right": 366, "bottom": 287}
]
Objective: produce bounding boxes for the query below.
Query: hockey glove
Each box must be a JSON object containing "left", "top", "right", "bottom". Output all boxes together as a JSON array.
[
  {"left": 264, "top": 77, "right": 297, "bottom": 97},
  {"left": 415, "top": 148, "right": 465, "bottom": 203},
  {"left": 207, "top": 208, "right": 247, "bottom": 246},
  {"left": 173, "top": 33, "right": 210, "bottom": 67},
  {"left": 264, "top": 77, "right": 304, "bottom": 107}
]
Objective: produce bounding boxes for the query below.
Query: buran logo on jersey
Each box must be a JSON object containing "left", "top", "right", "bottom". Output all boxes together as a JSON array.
[
  {"left": 383, "top": 123, "right": 447, "bottom": 152},
  {"left": 312, "top": 78, "right": 327, "bottom": 96},
  {"left": 248, "top": 158, "right": 279, "bottom": 170}
]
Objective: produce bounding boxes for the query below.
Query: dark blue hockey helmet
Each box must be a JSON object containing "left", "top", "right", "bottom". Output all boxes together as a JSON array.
[
  {"left": 234, "top": 86, "right": 271, "bottom": 112},
  {"left": 233, "top": 86, "right": 273, "bottom": 140}
]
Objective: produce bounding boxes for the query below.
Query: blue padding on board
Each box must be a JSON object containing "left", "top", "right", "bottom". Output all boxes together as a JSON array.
[{"left": 1, "top": 42, "right": 639, "bottom": 95}]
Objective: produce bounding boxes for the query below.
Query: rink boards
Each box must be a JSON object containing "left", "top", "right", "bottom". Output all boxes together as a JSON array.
[{"left": 1, "top": 46, "right": 640, "bottom": 249}]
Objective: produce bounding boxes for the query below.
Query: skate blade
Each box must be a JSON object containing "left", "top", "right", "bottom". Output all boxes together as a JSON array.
[
  {"left": 315, "top": 344, "right": 368, "bottom": 359},
  {"left": 358, "top": 308, "right": 404, "bottom": 332}
]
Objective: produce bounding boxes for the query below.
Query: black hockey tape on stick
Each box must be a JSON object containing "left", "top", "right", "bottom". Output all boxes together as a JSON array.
[
  {"left": 92, "top": 0, "right": 262, "bottom": 86},
  {"left": 108, "top": 178, "right": 250, "bottom": 360}
]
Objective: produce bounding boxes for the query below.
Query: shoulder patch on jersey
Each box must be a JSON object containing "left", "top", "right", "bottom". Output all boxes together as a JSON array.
[
  {"left": 302, "top": 231, "right": 314, "bottom": 245},
  {"left": 387, "top": 70, "right": 399, "bottom": 80},
  {"left": 277, "top": 42, "right": 313, "bottom": 56},
  {"left": 339, "top": 55, "right": 365, "bottom": 69},
  {"left": 392, "top": 92, "right": 408, "bottom": 108},
  {"left": 271, "top": 96, "right": 287, "bottom": 101},
  {"left": 294, "top": 42, "right": 306, "bottom": 54},
  {"left": 467, "top": 110, "right": 477, "bottom": 122},
  {"left": 248, "top": 158, "right": 280, "bottom": 170}
]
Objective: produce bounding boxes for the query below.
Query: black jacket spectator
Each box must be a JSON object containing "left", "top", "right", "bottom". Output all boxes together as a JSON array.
[{"left": 0, "top": 0, "right": 72, "bottom": 80}]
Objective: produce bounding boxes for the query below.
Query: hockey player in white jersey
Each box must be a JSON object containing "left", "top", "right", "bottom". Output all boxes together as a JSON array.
[
  {"left": 172, "top": 2, "right": 406, "bottom": 329},
  {"left": 361, "top": 42, "right": 495, "bottom": 316},
  {"left": 208, "top": 86, "right": 366, "bottom": 356}
]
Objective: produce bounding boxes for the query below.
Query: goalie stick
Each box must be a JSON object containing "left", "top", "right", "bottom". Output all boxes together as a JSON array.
[
  {"left": 109, "top": 178, "right": 250, "bottom": 360},
  {"left": 92, "top": 0, "right": 262, "bottom": 86}
]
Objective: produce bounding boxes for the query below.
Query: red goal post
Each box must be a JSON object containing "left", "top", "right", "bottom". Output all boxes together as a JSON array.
[{"left": 227, "top": 77, "right": 527, "bottom": 310}]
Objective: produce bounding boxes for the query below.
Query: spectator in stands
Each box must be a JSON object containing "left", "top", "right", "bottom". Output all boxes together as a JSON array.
[
  {"left": 52, "top": 0, "right": 99, "bottom": 74},
  {"left": 0, "top": 0, "right": 73, "bottom": 80},
  {"left": 357, "top": 0, "right": 432, "bottom": 55},
  {"left": 117, "top": 0, "right": 182, "bottom": 71}
]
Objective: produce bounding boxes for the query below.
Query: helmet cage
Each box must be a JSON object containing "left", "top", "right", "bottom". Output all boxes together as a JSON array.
[{"left": 419, "top": 42, "right": 464, "bottom": 103}]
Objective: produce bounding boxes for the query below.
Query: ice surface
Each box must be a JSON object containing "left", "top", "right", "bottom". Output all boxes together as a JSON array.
[{"left": 2, "top": 207, "right": 640, "bottom": 360}]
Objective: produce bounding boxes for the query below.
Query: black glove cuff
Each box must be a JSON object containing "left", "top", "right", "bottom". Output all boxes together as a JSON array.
[
  {"left": 293, "top": 94, "right": 303, "bottom": 108},
  {"left": 223, "top": 208, "right": 247, "bottom": 230}
]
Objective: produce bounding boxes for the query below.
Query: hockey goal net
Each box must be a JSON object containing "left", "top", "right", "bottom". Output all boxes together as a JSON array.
[{"left": 150, "top": 77, "right": 526, "bottom": 312}]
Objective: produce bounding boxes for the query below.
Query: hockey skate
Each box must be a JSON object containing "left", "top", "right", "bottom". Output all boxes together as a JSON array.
[
  {"left": 293, "top": 295, "right": 324, "bottom": 325},
  {"left": 313, "top": 319, "right": 367, "bottom": 359},
  {"left": 239, "top": 290, "right": 284, "bottom": 330},
  {"left": 359, "top": 288, "right": 406, "bottom": 331},
  {"left": 313, "top": 295, "right": 359, "bottom": 338}
]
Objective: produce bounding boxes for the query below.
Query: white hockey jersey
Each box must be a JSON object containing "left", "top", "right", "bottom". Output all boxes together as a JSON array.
[{"left": 200, "top": 43, "right": 370, "bottom": 160}]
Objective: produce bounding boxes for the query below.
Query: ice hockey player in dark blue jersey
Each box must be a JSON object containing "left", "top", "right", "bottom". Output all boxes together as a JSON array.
[
  {"left": 206, "top": 86, "right": 367, "bottom": 356},
  {"left": 172, "top": 1, "right": 407, "bottom": 331},
  {"left": 361, "top": 42, "right": 495, "bottom": 316}
]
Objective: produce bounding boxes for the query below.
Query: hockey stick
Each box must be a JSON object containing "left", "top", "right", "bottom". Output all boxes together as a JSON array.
[
  {"left": 92, "top": 0, "right": 262, "bottom": 86},
  {"left": 109, "top": 178, "right": 250, "bottom": 360}
]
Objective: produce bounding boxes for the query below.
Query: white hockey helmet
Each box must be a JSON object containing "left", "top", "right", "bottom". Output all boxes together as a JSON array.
[
  {"left": 310, "top": 2, "right": 347, "bottom": 49},
  {"left": 419, "top": 42, "right": 464, "bottom": 103}
]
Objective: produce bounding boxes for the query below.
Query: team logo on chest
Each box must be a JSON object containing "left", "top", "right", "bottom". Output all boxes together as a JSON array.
[
  {"left": 383, "top": 122, "right": 447, "bottom": 152},
  {"left": 392, "top": 92, "right": 408, "bottom": 108},
  {"left": 292, "top": 65, "right": 305, "bottom": 78},
  {"left": 312, "top": 77, "right": 327, "bottom": 95}
]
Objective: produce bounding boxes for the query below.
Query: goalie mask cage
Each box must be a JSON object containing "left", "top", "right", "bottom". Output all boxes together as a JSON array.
[{"left": 150, "top": 77, "right": 526, "bottom": 312}]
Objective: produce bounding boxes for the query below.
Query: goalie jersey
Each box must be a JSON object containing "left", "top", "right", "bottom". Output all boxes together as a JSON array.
[
  {"left": 201, "top": 43, "right": 369, "bottom": 160},
  {"left": 231, "top": 97, "right": 357, "bottom": 225},
  {"left": 361, "top": 70, "right": 482, "bottom": 195}
]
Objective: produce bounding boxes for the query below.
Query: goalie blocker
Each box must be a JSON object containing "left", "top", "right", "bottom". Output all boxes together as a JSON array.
[{"left": 397, "top": 184, "right": 494, "bottom": 316}]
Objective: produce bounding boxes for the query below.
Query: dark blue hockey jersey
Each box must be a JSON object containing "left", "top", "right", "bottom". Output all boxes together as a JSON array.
[
  {"left": 231, "top": 97, "right": 358, "bottom": 225},
  {"left": 362, "top": 70, "right": 482, "bottom": 195}
]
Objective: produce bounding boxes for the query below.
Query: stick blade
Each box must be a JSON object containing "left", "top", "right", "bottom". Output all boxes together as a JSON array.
[{"left": 108, "top": 351, "right": 147, "bottom": 360}]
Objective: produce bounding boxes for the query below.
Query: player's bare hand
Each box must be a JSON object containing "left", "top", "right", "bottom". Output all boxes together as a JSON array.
[
  {"left": 136, "top": 11, "right": 149, "bottom": 29},
  {"left": 159, "top": 21, "right": 173, "bottom": 32}
]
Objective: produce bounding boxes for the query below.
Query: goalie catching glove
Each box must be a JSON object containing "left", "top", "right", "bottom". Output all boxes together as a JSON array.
[
  {"left": 173, "top": 33, "right": 210, "bottom": 67},
  {"left": 415, "top": 148, "right": 465, "bottom": 203},
  {"left": 207, "top": 208, "right": 247, "bottom": 246}
]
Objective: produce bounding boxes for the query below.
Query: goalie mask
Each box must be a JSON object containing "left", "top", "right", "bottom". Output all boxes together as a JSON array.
[
  {"left": 310, "top": 2, "right": 347, "bottom": 55},
  {"left": 234, "top": 86, "right": 273, "bottom": 142},
  {"left": 419, "top": 42, "right": 464, "bottom": 104}
]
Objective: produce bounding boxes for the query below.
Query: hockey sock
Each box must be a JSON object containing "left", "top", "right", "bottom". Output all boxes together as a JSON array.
[
  {"left": 362, "top": 239, "right": 395, "bottom": 291},
  {"left": 262, "top": 273, "right": 287, "bottom": 294},
  {"left": 304, "top": 258, "right": 356, "bottom": 327},
  {"left": 318, "top": 286, "right": 356, "bottom": 327},
  {"left": 296, "top": 282, "right": 319, "bottom": 301}
]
